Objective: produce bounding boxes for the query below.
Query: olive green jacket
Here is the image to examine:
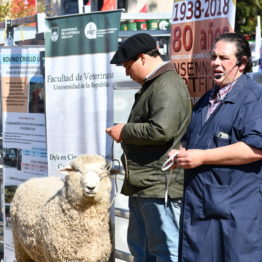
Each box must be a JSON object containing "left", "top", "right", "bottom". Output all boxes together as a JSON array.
[{"left": 120, "top": 62, "right": 192, "bottom": 198}]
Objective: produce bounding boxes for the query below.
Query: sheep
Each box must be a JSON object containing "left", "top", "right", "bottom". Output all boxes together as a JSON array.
[{"left": 10, "top": 154, "right": 113, "bottom": 262}]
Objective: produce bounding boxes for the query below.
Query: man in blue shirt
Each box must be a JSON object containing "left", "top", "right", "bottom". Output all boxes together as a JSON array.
[{"left": 169, "top": 33, "right": 262, "bottom": 261}]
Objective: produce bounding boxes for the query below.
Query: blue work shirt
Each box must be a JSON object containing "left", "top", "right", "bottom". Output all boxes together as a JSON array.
[{"left": 179, "top": 74, "right": 262, "bottom": 262}]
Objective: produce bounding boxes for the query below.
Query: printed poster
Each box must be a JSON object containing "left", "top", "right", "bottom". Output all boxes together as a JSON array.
[
  {"left": 45, "top": 10, "right": 121, "bottom": 176},
  {"left": 170, "top": 0, "right": 236, "bottom": 103},
  {"left": 1, "top": 46, "right": 47, "bottom": 262}
]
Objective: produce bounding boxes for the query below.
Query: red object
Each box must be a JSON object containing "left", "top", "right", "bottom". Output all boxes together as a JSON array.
[
  {"left": 27, "top": 0, "right": 36, "bottom": 6},
  {"left": 84, "top": 0, "right": 91, "bottom": 6},
  {"left": 101, "top": 0, "right": 117, "bottom": 10},
  {"left": 134, "top": 3, "right": 148, "bottom": 27},
  {"left": 139, "top": 4, "right": 148, "bottom": 13}
]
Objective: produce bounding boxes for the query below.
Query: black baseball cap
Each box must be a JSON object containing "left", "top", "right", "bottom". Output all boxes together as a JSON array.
[{"left": 110, "top": 33, "right": 157, "bottom": 64}]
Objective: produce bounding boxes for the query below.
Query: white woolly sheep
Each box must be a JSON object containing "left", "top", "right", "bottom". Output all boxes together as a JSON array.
[{"left": 10, "top": 154, "right": 113, "bottom": 262}]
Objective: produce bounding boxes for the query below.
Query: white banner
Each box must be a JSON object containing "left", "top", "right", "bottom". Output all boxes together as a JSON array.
[{"left": 45, "top": 11, "right": 121, "bottom": 176}]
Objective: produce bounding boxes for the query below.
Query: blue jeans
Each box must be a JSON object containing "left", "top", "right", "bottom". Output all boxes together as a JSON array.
[{"left": 127, "top": 196, "right": 181, "bottom": 262}]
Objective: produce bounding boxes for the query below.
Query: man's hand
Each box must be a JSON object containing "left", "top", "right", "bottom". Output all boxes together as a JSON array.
[
  {"left": 167, "top": 147, "right": 205, "bottom": 169},
  {"left": 106, "top": 123, "right": 125, "bottom": 143},
  {"left": 168, "top": 142, "right": 262, "bottom": 170},
  {"left": 176, "top": 148, "right": 206, "bottom": 169}
]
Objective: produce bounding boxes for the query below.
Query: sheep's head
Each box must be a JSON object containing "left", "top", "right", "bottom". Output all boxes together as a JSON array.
[{"left": 59, "top": 154, "right": 111, "bottom": 206}]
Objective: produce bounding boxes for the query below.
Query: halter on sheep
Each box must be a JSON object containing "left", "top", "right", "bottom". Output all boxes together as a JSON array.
[{"left": 10, "top": 154, "right": 114, "bottom": 262}]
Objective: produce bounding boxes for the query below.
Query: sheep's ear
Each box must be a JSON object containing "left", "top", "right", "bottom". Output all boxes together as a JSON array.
[{"left": 58, "top": 165, "right": 73, "bottom": 175}]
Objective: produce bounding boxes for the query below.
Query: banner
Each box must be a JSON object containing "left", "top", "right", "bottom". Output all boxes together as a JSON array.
[
  {"left": 170, "top": 0, "right": 236, "bottom": 104},
  {"left": 1, "top": 46, "right": 46, "bottom": 262},
  {"left": 45, "top": 10, "right": 121, "bottom": 176}
]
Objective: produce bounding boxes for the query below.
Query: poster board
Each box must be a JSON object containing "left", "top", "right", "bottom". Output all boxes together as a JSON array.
[
  {"left": 170, "top": 0, "right": 236, "bottom": 103},
  {"left": 1, "top": 46, "right": 46, "bottom": 262},
  {"left": 45, "top": 10, "right": 121, "bottom": 175}
]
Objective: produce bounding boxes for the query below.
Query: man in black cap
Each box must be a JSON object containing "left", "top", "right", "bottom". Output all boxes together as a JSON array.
[{"left": 106, "top": 33, "right": 191, "bottom": 262}]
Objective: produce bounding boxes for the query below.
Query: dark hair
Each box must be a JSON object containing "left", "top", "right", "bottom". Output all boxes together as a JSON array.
[
  {"left": 215, "top": 33, "right": 252, "bottom": 73},
  {"left": 130, "top": 48, "right": 161, "bottom": 62},
  {"left": 145, "top": 48, "right": 161, "bottom": 57}
]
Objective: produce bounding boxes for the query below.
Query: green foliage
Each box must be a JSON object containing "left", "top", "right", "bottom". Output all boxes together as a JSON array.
[
  {"left": 0, "top": 0, "right": 10, "bottom": 21},
  {"left": 235, "top": 0, "right": 262, "bottom": 35}
]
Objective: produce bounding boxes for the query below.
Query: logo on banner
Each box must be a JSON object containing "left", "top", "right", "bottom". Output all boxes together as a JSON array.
[
  {"left": 84, "top": 22, "right": 97, "bottom": 39},
  {"left": 50, "top": 27, "right": 59, "bottom": 42}
]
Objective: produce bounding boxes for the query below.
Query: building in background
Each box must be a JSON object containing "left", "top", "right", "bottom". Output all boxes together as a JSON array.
[{"left": 45, "top": 0, "right": 173, "bottom": 16}]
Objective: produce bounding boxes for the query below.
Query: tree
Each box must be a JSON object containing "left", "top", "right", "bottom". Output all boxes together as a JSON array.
[
  {"left": 0, "top": 0, "right": 45, "bottom": 22},
  {"left": 0, "top": 0, "right": 10, "bottom": 21},
  {"left": 10, "top": 0, "right": 36, "bottom": 19},
  {"left": 235, "top": 0, "right": 262, "bottom": 37}
]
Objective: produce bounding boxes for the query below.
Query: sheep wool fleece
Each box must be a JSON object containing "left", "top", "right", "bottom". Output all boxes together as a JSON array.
[{"left": 10, "top": 154, "right": 112, "bottom": 262}]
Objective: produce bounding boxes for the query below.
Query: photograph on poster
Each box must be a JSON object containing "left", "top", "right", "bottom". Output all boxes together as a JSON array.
[
  {"left": 3, "top": 148, "right": 19, "bottom": 168},
  {"left": 28, "top": 76, "right": 45, "bottom": 114}
]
